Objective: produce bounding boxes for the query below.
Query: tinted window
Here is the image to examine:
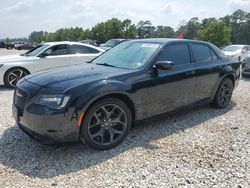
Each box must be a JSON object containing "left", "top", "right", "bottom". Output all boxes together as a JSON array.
[
  {"left": 43, "top": 45, "right": 68, "bottom": 56},
  {"left": 192, "top": 44, "right": 212, "bottom": 62},
  {"left": 157, "top": 44, "right": 190, "bottom": 65},
  {"left": 89, "top": 47, "right": 100, "bottom": 54},
  {"left": 70, "top": 45, "right": 100, "bottom": 54}
]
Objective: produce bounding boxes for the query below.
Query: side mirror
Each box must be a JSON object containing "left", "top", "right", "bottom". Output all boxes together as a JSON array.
[
  {"left": 38, "top": 53, "right": 49, "bottom": 58},
  {"left": 38, "top": 53, "right": 46, "bottom": 58},
  {"left": 154, "top": 61, "right": 174, "bottom": 70}
]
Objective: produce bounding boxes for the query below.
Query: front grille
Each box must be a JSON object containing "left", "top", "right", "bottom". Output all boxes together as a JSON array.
[{"left": 14, "top": 88, "right": 28, "bottom": 116}]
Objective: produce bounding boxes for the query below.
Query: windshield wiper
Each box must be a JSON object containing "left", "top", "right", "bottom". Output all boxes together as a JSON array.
[{"left": 96, "top": 63, "right": 117, "bottom": 68}]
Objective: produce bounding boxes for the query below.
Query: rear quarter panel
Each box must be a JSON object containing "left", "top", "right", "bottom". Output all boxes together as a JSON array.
[{"left": 211, "top": 58, "right": 241, "bottom": 98}]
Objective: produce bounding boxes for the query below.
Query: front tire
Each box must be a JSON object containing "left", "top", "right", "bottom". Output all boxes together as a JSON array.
[
  {"left": 80, "top": 98, "right": 132, "bottom": 150},
  {"left": 4, "top": 68, "right": 29, "bottom": 88},
  {"left": 211, "top": 78, "right": 234, "bottom": 109}
]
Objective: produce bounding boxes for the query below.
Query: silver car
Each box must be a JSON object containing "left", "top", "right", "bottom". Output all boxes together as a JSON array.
[
  {"left": 242, "top": 53, "right": 250, "bottom": 76},
  {"left": 0, "top": 41, "right": 105, "bottom": 87},
  {"left": 222, "top": 45, "right": 250, "bottom": 61}
]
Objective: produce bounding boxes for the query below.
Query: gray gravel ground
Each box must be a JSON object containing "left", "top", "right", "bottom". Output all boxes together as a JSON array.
[
  {"left": 0, "top": 49, "right": 27, "bottom": 56},
  {"left": 0, "top": 49, "right": 249, "bottom": 187}
]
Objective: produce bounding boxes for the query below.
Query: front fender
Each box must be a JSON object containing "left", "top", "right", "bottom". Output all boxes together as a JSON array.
[{"left": 72, "top": 79, "right": 132, "bottom": 113}]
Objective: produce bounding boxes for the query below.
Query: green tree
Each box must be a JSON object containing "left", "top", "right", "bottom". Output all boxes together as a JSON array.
[
  {"left": 176, "top": 17, "right": 201, "bottom": 39},
  {"left": 122, "top": 19, "right": 137, "bottom": 38},
  {"left": 230, "top": 9, "right": 250, "bottom": 44},
  {"left": 29, "top": 31, "right": 44, "bottom": 42},
  {"left": 137, "top": 20, "right": 155, "bottom": 38},
  {"left": 153, "top": 26, "right": 175, "bottom": 38},
  {"left": 197, "top": 21, "right": 231, "bottom": 47}
]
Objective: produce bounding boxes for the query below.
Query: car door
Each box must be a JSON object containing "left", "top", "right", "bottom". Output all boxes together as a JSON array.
[
  {"left": 143, "top": 42, "right": 197, "bottom": 117},
  {"left": 68, "top": 44, "right": 102, "bottom": 65},
  {"left": 190, "top": 42, "right": 223, "bottom": 101},
  {"left": 33, "top": 44, "right": 71, "bottom": 72}
]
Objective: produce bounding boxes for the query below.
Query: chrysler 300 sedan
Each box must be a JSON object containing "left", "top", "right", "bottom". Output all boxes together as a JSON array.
[
  {"left": 13, "top": 39, "right": 241, "bottom": 150},
  {"left": 0, "top": 41, "right": 105, "bottom": 87}
]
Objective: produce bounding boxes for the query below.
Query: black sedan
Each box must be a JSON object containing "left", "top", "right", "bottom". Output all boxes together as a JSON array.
[{"left": 13, "top": 39, "right": 241, "bottom": 150}]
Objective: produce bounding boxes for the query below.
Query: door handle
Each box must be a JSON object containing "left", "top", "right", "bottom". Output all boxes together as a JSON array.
[{"left": 186, "top": 70, "right": 195, "bottom": 76}]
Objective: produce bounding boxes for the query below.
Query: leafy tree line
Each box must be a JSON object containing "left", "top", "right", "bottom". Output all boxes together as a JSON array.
[
  {"left": 6, "top": 9, "right": 250, "bottom": 48},
  {"left": 176, "top": 9, "right": 250, "bottom": 47},
  {"left": 28, "top": 18, "right": 176, "bottom": 43}
]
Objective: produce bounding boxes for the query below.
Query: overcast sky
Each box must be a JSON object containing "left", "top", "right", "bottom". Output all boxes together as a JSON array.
[{"left": 0, "top": 0, "right": 250, "bottom": 38}]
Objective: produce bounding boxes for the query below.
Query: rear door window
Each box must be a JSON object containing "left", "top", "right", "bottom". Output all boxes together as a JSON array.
[
  {"left": 43, "top": 44, "right": 69, "bottom": 56},
  {"left": 70, "top": 45, "right": 100, "bottom": 54},
  {"left": 157, "top": 43, "right": 191, "bottom": 65},
  {"left": 191, "top": 44, "right": 212, "bottom": 62}
]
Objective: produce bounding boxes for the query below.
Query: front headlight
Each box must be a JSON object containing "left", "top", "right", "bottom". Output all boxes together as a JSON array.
[{"left": 35, "top": 94, "right": 70, "bottom": 109}]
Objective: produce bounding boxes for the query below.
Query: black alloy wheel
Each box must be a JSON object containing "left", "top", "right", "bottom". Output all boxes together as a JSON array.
[
  {"left": 80, "top": 98, "right": 132, "bottom": 150},
  {"left": 4, "top": 68, "right": 29, "bottom": 88},
  {"left": 212, "top": 78, "right": 234, "bottom": 109}
]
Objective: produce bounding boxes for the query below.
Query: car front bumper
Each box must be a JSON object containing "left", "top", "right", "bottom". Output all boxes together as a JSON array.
[
  {"left": 12, "top": 80, "right": 80, "bottom": 144},
  {"left": 0, "top": 68, "right": 5, "bottom": 85},
  {"left": 13, "top": 105, "right": 80, "bottom": 144}
]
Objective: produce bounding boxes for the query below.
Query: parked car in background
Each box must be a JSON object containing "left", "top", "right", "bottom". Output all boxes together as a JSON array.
[
  {"left": 4, "top": 43, "right": 15, "bottom": 50},
  {"left": 15, "top": 43, "right": 36, "bottom": 50},
  {"left": 0, "top": 41, "right": 4, "bottom": 48},
  {"left": 222, "top": 45, "right": 250, "bottom": 61},
  {"left": 79, "top": 39, "right": 101, "bottom": 47},
  {"left": 100, "top": 39, "right": 129, "bottom": 50},
  {"left": 242, "top": 53, "right": 250, "bottom": 76},
  {"left": 13, "top": 39, "right": 241, "bottom": 150},
  {"left": 14, "top": 42, "right": 25, "bottom": 49},
  {"left": 0, "top": 41, "right": 105, "bottom": 87}
]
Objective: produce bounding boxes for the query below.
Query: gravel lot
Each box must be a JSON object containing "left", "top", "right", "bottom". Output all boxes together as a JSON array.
[
  {"left": 0, "top": 49, "right": 249, "bottom": 187},
  {"left": 0, "top": 48, "right": 27, "bottom": 56}
]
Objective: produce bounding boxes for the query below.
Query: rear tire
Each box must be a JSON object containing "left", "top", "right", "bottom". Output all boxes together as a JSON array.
[
  {"left": 80, "top": 98, "right": 132, "bottom": 150},
  {"left": 4, "top": 68, "right": 29, "bottom": 88},
  {"left": 211, "top": 78, "right": 234, "bottom": 109}
]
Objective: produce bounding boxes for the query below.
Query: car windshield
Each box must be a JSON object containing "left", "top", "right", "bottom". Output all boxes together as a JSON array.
[
  {"left": 104, "top": 40, "right": 121, "bottom": 47},
  {"left": 222, "top": 45, "right": 243, "bottom": 52},
  {"left": 92, "top": 42, "right": 161, "bottom": 69},
  {"left": 23, "top": 44, "right": 49, "bottom": 56}
]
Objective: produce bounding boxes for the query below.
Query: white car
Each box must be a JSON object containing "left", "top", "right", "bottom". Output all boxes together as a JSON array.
[
  {"left": 0, "top": 41, "right": 105, "bottom": 87},
  {"left": 222, "top": 45, "right": 250, "bottom": 61}
]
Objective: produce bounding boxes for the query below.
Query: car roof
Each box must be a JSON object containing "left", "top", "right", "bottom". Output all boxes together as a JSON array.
[
  {"left": 108, "top": 39, "right": 127, "bottom": 41},
  {"left": 42, "top": 41, "right": 105, "bottom": 51},
  {"left": 128, "top": 38, "right": 211, "bottom": 45}
]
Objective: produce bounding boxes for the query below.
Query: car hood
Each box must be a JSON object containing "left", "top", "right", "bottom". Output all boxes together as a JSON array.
[
  {"left": 0, "top": 54, "right": 35, "bottom": 63},
  {"left": 23, "top": 63, "right": 134, "bottom": 88},
  {"left": 222, "top": 51, "right": 240, "bottom": 56}
]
